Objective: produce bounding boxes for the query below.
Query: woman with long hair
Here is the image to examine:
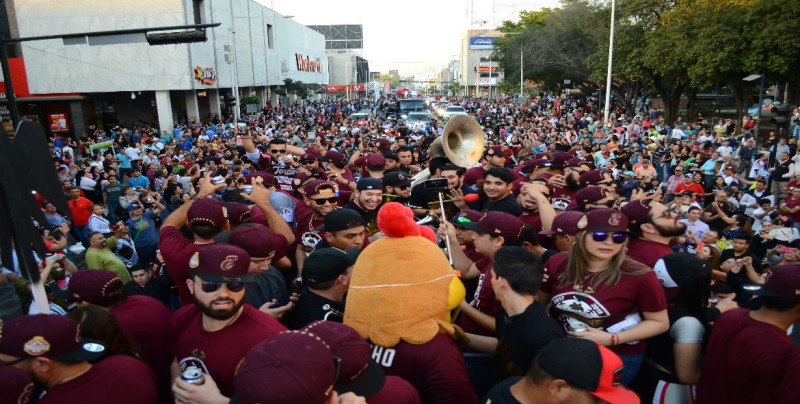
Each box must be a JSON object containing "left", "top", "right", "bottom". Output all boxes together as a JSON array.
[
  {"left": 704, "top": 175, "right": 726, "bottom": 205},
  {"left": 67, "top": 305, "right": 141, "bottom": 360},
  {"left": 539, "top": 208, "right": 669, "bottom": 385},
  {"left": 722, "top": 213, "right": 753, "bottom": 241},
  {"left": 634, "top": 253, "right": 713, "bottom": 403}
]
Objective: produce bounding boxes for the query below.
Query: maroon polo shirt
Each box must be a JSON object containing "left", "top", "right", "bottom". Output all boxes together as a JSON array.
[
  {"left": 369, "top": 333, "right": 478, "bottom": 404},
  {"left": 171, "top": 304, "right": 286, "bottom": 397},
  {"left": 38, "top": 355, "right": 156, "bottom": 404},
  {"left": 459, "top": 257, "right": 498, "bottom": 337},
  {"left": 697, "top": 309, "right": 793, "bottom": 403},
  {"left": 627, "top": 237, "right": 674, "bottom": 269},
  {"left": 541, "top": 252, "right": 667, "bottom": 356}
]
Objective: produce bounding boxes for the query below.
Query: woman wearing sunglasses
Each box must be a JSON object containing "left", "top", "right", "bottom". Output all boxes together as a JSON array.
[{"left": 539, "top": 208, "right": 669, "bottom": 386}]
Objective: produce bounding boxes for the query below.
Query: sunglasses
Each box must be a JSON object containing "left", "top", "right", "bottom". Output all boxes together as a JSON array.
[
  {"left": 591, "top": 232, "right": 628, "bottom": 244},
  {"left": 270, "top": 149, "right": 288, "bottom": 154},
  {"left": 312, "top": 197, "right": 339, "bottom": 205},
  {"left": 200, "top": 281, "right": 245, "bottom": 293}
]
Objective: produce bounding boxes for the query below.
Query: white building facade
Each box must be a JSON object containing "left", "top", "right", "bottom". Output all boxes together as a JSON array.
[{"left": 11, "top": 0, "right": 328, "bottom": 135}]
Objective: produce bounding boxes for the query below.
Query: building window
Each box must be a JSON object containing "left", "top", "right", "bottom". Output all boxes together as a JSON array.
[
  {"left": 266, "top": 24, "right": 274, "bottom": 49},
  {"left": 192, "top": 0, "right": 206, "bottom": 25}
]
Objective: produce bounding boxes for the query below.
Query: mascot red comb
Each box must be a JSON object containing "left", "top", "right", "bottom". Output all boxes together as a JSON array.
[{"left": 344, "top": 202, "right": 477, "bottom": 403}]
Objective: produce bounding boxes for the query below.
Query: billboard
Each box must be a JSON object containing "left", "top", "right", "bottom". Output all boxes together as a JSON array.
[
  {"left": 469, "top": 37, "right": 500, "bottom": 49},
  {"left": 307, "top": 25, "right": 363, "bottom": 49}
]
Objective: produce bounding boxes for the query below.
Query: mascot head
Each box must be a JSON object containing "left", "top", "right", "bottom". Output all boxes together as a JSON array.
[{"left": 344, "top": 202, "right": 464, "bottom": 347}]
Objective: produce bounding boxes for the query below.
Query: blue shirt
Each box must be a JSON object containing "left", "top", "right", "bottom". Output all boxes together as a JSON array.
[
  {"left": 127, "top": 211, "right": 159, "bottom": 247},
  {"left": 128, "top": 176, "right": 150, "bottom": 190},
  {"left": 116, "top": 152, "right": 132, "bottom": 169}
]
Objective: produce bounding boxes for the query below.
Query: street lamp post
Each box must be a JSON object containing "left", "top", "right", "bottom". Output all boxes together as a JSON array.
[
  {"left": 743, "top": 73, "right": 765, "bottom": 146},
  {"left": 603, "top": 0, "right": 616, "bottom": 126}
]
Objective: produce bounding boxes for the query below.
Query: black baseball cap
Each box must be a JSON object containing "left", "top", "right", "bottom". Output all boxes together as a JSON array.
[
  {"left": 302, "top": 248, "right": 361, "bottom": 287},
  {"left": 536, "top": 338, "right": 638, "bottom": 404},
  {"left": 357, "top": 177, "right": 383, "bottom": 191},
  {"left": 382, "top": 171, "right": 411, "bottom": 188},
  {"left": 317, "top": 209, "right": 365, "bottom": 232}
]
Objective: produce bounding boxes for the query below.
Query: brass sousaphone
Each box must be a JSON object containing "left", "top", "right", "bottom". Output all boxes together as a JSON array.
[{"left": 410, "top": 114, "right": 486, "bottom": 187}]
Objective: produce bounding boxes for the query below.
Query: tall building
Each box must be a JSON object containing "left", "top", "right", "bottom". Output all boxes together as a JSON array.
[{"left": 460, "top": 29, "right": 504, "bottom": 98}]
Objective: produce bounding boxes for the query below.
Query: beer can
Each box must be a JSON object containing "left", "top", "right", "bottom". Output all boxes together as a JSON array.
[
  {"left": 181, "top": 366, "right": 205, "bottom": 385},
  {"left": 242, "top": 185, "right": 253, "bottom": 194}
]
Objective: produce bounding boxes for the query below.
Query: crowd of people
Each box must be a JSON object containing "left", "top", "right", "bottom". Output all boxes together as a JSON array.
[{"left": 2, "top": 93, "right": 800, "bottom": 403}]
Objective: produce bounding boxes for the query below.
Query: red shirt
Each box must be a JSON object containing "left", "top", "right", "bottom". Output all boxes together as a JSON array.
[
  {"left": 697, "top": 309, "right": 793, "bottom": 403},
  {"left": 38, "top": 355, "right": 157, "bottom": 404},
  {"left": 369, "top": 333, "right": 478, "bottom": 404},
  {"left": 171, "top": 304, "right": 286, "bottom": 397},
  {"left": 68, "top": 197, "right": 93, "bottom": 226},
  {"left": 784, "top": 195, "right": 800, "bottom": 222},
  {"left": 674, "top": 182, "right": 705, "bottom": 201},
  {"left": 541, "top": 252, "right": 667, "bottom": 355}
]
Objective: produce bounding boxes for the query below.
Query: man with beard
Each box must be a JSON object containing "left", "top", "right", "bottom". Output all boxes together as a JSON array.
[
  {"left": 170, "top": 243, "right": 286, "bottom": 398},
  {"left": 242, "top": 135, "right": 305, "bottom": 192},
  {"left": 382, "top": 171, "right": 412, "bottom": 205},
  {"left": 621, "top": 199, "right": 688, "bottom": 268},
  {"left": 467, "top": 167, "right": 523, "bottom": 216},
  {"left": 702, "top": 189, "right": 738, "bottom": 233},
  {"left": 344, "top": 178, "right": 383, "bottom": 240}
]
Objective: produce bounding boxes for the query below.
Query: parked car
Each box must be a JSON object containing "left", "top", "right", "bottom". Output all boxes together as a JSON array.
[{"left": 442, "top": 105, "right": 467, "bottom": 119}]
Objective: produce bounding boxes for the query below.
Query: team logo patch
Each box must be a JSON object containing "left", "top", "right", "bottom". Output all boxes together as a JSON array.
[
  {"left": 577, "top": 215, "right": 588, "bottom": 230},
  {"left": 609, "top": 213, "right": 622, "bottom": 226},
  {"left": 293, "top": 178, "right": 301, "bottom": 185},
  {"left": 221, "top": 206, "right": 228, "bottom": 219},
  {"left": 189, "top": 252, "right": 200, "bottom": 268},
  {"left": 83, "top": 342, "right": 105, "bottom": 353},
  {"left": 255, "top": 176, "right": 264, "bottom": 183},
  {"left": 23, "top": 336, "right": 50, "bottom": 356},
  {"left": 221, "top": 255, "right": 238, "bottom": 271}
]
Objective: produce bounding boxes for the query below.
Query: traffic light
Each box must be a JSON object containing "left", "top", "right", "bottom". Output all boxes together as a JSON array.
[{"left": 224, "top": 94, "right": 236, "bottom": 107}]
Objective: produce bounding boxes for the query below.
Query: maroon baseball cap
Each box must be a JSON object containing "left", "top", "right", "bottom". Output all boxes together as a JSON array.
[
  {"left": 576, "top": 208, "right": 629, "bottom": 233},
  {"left": 485, "top": 145, "right": 508, "bottom": 157},
  {"left": 0, "top": 314, "right": 106, "bottom": 363},
  {"left": 550, "top": 152, "right": 572, "bottom": 168},
  {"left": 227, "top": 202, "right": 254, "bottom": 226},
  {"left": 65, "top": 269, "right": 124, "bottom": 305},
  {"left": 537, "top": 338, "right": 639, "bottom": 404},
  {"left": 520, "top": 159, "right": 551, "bottom": 173},
  {"left": 540, "top": 211, "right": 584, "bottom": 236},
  {"left": 459, "top": 211, "right": 525, "bottom": 242},
  {"left": 303, "top": 321, "right": 386, "bottom": 397},
  {"left": 187, "top": 198, "right": 229, "bottom": 228},
  {"left": 303, "top": 180, "right": 336, "bottom": 198},
  {"left": 292, "top": 172, "right": 319, "bottom": 191},
  {"left": 323, "top": 150, "right": 347, "bottom": 167},
  {"left": 366, "top": 153, "right": 386, "bottom": 170},
  {"left": 188, "top": 243, "right": 253, "bottom": 283},
  {"left": 376, "top": 138, "right": 392, "bottom": 150},
  {"left": 0, "top": 366, "right": 33, "bottom": 404},
  {"left": 578, "top": 170, "right": 606, "bottom": 187},
  {"left": 243, "top": 171, "right": 276, "bottom": 186},
  {"left": 228, "top": 223, "right": 288, "bottom": 260},
  {"left": 746, "top": 264, "right": 800, "bottom": 301},
  {"left": 565, "top": 158, "right": 591, "bottom": 168},
  {"left": 235, "top": 331, "right": 336, "bottom": 404},
  {"left": 575, "top": 186, "right": 611, "bottom": 208},
  {"left": 620, "top": 199, "right": 655, "bottom": 229},
  {"left": 300, "top": 150, "right": 321, "bottom": 162}
]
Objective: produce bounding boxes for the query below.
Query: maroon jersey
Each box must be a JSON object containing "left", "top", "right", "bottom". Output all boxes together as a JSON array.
[
  {"left": 541, "top": 252, "right": 667, "bottom": 355},
  {"left": 39, "top": 355, "right": 157, "bottom": 404},
  {"left": 369, "top": 333, "right": 478, "bottom": 404},
  {"left": 111, "top": 295, "right": 173, "bottom": 400},
  {"left": 775, "top": 346, "right": 800, "bottom": 404},
  {"left": 160, "top": 226, "right": 214, "bottom": 305},
  {"left": 171, "top": 304, "right": 287, "bottom": 397},
  {"left": 697, "top": 309, "right": 793, "bottom": 403},
  {"left": 255, "top": 154, "right": 299, "bottom": 192},
  {"left": 295, "top": 210, "right": 325, "bottom": 255},
  {"left": 627, "top": 238, "right": 674, "bottom": 269},
  {"left": 463, "top": 166, "right": 487, "bottom": 187},
  {"left": 459, "top": 257, "right": 498, "bottom": 337}
]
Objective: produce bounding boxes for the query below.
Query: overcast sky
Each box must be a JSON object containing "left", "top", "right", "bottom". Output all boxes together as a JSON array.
[{"left": 260, "top": 0, "right": 560, "bottom": 77}]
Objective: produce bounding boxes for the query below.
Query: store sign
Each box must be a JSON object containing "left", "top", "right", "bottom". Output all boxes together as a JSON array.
[
  {"left": 49, "top": 113, "right": 68, "bottom": 133},
  {"left": 193, "top": 66, "right": 217, "bottom": 85},
  {"left": 295, "top": 53, "right": 322, "bottom": 72},
  {"left": 474, "top": 78, "right": 498, "bottom": 85},
  {"left": 474, "top": 66, "right": 498, "bottom": 72},
  {"left": 469, "top": 37, "right": 500, "bottom": 49}
]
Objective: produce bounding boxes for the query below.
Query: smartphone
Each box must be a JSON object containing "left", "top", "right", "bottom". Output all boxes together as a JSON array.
[
  {"left": 423, "top": 178, "right": 448, "bottom": 190},
  {"left": 779, "top": 246, "right": 794, "bottom": 253},
  {"left": 237, "top": 122, "right": 246, "bottom": 129},
  {"left": 308, "top": 131, "right": 316, "bottom": 140}
]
